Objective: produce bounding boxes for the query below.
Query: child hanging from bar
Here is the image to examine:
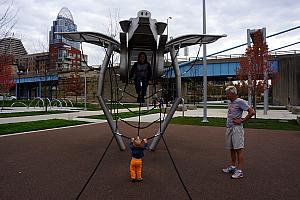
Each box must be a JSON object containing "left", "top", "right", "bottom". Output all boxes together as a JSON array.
[{"left": 129, "top": 136, "right": 148, "bottom": 182}]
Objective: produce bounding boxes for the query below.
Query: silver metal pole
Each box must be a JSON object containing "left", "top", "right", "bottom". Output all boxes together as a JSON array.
[
  {"left": 247, "top": 29, "right": 252, "bottom": 106},
  {"left": 84, "top": 67, "right": 87, "bottom": 110},
  {"left": 146, "top": 86, "right": 149, "bottom": 110},
  {"left": 262, "top": 27, "right": 268, "bottom": 115},
  {"left": 97, "top": 44, "right": 125, "bottom": 151},
  {"left": 166, "top": 17, "right": 172, "bottom": 64},
  {"left": 202, "top": 0, "right": 208, "bottom": 122},
  {"left": 149, "top": 46, "right": 181, "bottom": 151}
]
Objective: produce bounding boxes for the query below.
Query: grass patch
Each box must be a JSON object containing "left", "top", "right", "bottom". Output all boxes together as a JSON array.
[
  {"left": 81, "top": 109, "right": 161, "bottom": 120},
  {"left": 170, "top": 117, "right": 300, "bottom": 131},
  {"left": 0, "top": 119, "right": 89, "bottom": 135},
  {"left": 0, "top": 110, "right": 75, "bottom": 118},
  {"left": 1, "top": 100, "right": 31, "bottom": 107},
  {"left": 196, "top": 105, "right": 287, "bottom": 110},
  {"left": 73, "top": 102, "right": 140, "bottom": 111},
  {"left": 107, "top": 103, "right": 140, "bottom": 110}
]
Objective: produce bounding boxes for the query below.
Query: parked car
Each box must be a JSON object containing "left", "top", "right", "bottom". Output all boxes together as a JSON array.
[{"left": 0, "top": 95, "right": 17, "bottom": 101}]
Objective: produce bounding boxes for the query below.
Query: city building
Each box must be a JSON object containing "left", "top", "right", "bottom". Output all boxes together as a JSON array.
[
  {"left": 0, "top": 37, "right": 27, "bottom": 56},
  {"left": 7, "top": 7, "right": 89, "bottom": 101},
  {"left": 49, "top": 7, "right": 84, "bottom": 72}
]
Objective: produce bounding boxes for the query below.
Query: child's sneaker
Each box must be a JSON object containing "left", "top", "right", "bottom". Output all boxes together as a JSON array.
[
  {"left": 222, "top": 166, "right": 236, "bottom": 173},
  {"left": 137, "top": 178, "right": 143, "bottom": 182},
  {"left": 231, "top": 170, "right": 243, "bottom": 179},
  {"left": 130, "top": 178, "right": 136, "bottom": 182}
]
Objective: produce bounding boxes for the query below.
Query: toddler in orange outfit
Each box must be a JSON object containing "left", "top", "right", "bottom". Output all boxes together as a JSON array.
[{"left": 129, "top": 136, "right": 148, "bottom": 182}]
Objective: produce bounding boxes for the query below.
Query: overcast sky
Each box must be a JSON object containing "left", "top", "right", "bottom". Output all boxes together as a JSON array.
[{"left": 3, "top": 0, "right": 300, "bottom": 65}]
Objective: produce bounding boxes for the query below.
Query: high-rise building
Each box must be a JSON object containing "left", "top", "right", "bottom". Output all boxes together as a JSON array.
[
  {"left": 0, "top": 37, "right": 27, "bottom": 56},
  {"left": 49, "top": 7, "right": 80, "bottom": 49},
  {"left": 49, "top": 7, "right": 84, "bottom": 72}
]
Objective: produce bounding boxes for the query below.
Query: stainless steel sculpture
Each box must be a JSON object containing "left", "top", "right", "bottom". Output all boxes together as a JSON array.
[{"left": 57, "top": 10, "right": 226, "bottom": 151}]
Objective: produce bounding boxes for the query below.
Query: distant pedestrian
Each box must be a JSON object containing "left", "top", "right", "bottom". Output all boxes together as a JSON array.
[{"left": 222, "top": 86, "right": 255, "bottom": 179}]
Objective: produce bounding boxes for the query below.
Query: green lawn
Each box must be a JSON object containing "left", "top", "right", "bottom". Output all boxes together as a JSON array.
[
  {"left": 1, "top": 100, "right": 31, "bottom": 107},
  {"left": 0, "top": 110, "right": 75, "bottom": 118},
  {"left": 171, "top": 117, "right": 300, "bottom": 131},
  {"left": 81, "top": 109, "right": 161, "bottom": 120},
  {"left": 0, "top": 119, "right": 89, "bottom": 135},
  {"left": 195, "top": 105, "right": 287, "bottom": 110},
  {"left": 73, "top": 102, "right": 140, "bottom": 111}
]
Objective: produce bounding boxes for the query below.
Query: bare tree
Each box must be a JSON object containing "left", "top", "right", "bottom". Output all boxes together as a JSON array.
[
  {"left": 106, "top": 8, "right": 120, "bottom": 39},
  {"left": 0, "top": 0, "right": 18, "bottom": 38},
  {"left": 105, "top": 9, "right": 121, "bottom": 64}
]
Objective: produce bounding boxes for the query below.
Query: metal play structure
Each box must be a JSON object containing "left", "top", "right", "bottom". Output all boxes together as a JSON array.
[{"left": 57, "top": 10, "right": 226, "bottom": 151}]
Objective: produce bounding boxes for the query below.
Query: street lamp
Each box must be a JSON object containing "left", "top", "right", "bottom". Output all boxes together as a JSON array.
[
  {"left": 202, "top": 0, "right": 208, "bottom": 122},
  {"left": 84, "top": 62, "right": 87, "bottom": 111},
  {"left": 166, "top": 16, "right": 172, "bottom": 37},
  {"left": 17, "top": 69, "right": 23, "bottom": 100},
  {"left": 166, "top": 16, "right": 172, "bottom": 64}
]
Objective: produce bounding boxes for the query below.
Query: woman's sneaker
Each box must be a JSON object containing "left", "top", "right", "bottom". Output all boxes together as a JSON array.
[
  {"left": 222, "top": 166, "right": 236, "bottom": 173},
  {"left": 231, "top": 170, "right": 243, "bottom": 179}
]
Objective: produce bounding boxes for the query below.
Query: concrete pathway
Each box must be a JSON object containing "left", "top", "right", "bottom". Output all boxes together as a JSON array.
[
  {"left": 0, "top": 106, "right": 298, "bottom": 125},
  {"left": 0, "top": 107, "right": 148, "bottom": 124},
  {"left": 125, "top": 107, "right": 299, "bottom": 123}
]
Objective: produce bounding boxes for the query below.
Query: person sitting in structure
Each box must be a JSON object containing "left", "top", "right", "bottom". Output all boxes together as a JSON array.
[
  {"left": 129, "top": 52, "right": 152, "bottom": 103},
  {"left": 129, "top": 136, "right": 148, "bottom": 182}
]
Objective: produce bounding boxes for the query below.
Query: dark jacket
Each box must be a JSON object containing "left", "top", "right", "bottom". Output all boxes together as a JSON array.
[
  {"left": 129, "top": 142, "right": 149, "bottom": 159},
  {"left": 129, "top": 62, "right": 152, "bottom": 81}
]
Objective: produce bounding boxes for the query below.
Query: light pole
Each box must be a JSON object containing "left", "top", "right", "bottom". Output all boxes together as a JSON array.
[
  {"left": 166, "top": 17, "right": 172, "bottom": 38},
  {"left": 44, "top": 64, "right": 48, "bottom": 112},
  {"left": 202, "top": 0, "right": 208, "bottom": 122},
  {"left": 17, "top": 70, "right": 23, "bottom": 100},
  {"left": 84, "top": 63, "right": 87, "bottom": 111},
  {"left": 166, "top": 16, "right": 172, "bottom": 64}
]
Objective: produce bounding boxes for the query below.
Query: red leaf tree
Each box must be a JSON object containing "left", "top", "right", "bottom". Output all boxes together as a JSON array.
[
  {"left": 237, "top": 29, "right": 277, "bottom": 112},
  {"left": 0, "top": 54, "right": 16, "bottom": 109},
  {"left": 65, "top": 72, "right": 83, "bottom": 104}
]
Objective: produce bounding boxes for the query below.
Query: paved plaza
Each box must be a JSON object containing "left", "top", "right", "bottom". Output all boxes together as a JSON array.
[
  {"left": 0, "top": 122, "right": 299, "bottom": 200},
  {"left": 0, "top": 105, "right": 299, "bottom": 199}
]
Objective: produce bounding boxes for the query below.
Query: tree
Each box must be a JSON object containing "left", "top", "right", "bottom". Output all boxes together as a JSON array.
[
  {"left": 65, "top": 72, "right": 83, "bottom": 104},
  {"left": 0, "top": 54, "right": 15, "bottom": 109},
  {"left": 0, "top": 0, "right": 18, "bottom": 38},
  {"left": 237, "top": 30, "right": 277, "bottom": 113},
  {"left": 234, "top": 82, "right": 248, "bottom": 98},
  {"left": 0, "top": 1, "right": 17, "bottom": 110},
  {"left": 105, "top": 9, "right": 121, "bottom": 64}
]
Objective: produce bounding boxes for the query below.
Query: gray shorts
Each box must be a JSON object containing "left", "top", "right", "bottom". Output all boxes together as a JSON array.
[{"left": 225, "top": 126, "right": 244, "bottom": 149}]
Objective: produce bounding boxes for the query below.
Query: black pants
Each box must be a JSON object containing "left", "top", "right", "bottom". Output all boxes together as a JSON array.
[{"left": 134, "top": 80, "right": 148, "bottom": 103}]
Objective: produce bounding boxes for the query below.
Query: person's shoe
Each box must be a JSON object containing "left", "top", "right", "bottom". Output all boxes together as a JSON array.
[
  {"left": 137, "top": 178, "right": 143, "bottom": 182},
  {"left": 130, "top": 178, "right": 136, "bottom": 182},
  {"left": 231, "top": 170, "right": 243, "bottom": 179},
  {"left": 222, "top": 166, "right": 236, "bottom": 173}
]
